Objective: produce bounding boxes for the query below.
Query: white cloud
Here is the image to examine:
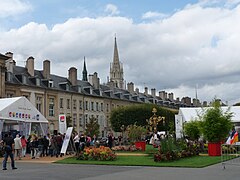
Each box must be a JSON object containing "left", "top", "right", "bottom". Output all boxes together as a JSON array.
[
  {"left": 225, "top": 0, "right": 240, "bottom": 8},
  {"left": 1, "top": 2, "right": 240, "bottom": 104},
  {"left": 104, "top": 4, "right": 120, "bottom": 16},
  {"left": 142, "top": 11, "right": 168, "bottom": 19},
  {"left": 0, "top": 0, "right": 32, "bottom": 18}
]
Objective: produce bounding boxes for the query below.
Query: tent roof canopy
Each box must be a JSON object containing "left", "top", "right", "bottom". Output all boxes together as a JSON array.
[
  {"left": 0, "top": 96, "right": 48, "bottom": 123},
  {"left": 179, "top": 106, "right": 240, "bottom": 123}
]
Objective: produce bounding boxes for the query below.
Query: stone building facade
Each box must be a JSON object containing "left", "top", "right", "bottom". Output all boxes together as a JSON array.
[{"left": 0, "top": 37, "right": 197, "bottom": 136}]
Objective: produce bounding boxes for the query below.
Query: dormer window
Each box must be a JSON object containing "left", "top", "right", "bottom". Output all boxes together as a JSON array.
[
  {"left": 59, "top": 82, "right": 70, "bottom": 91},
  {"left": 36, "top": 78, "right": 40, "bottom": 86},
  {"left": 49, "top": 80, "right": 54, "bottom": 88},
  {"left": 22, "top": 75, "right": 27, "bottom": 84},
  {"left": 15, "top": 74, "right": 27, "bottom": 84},
  {"left": 83, "top": 87, "right": 93, "bottom": 95},
  {"left": 78, "top": 86, "right": 81, "bottom": 93},
  {"left": 66, "top": 84, "right": 70, "bottom": 91}
]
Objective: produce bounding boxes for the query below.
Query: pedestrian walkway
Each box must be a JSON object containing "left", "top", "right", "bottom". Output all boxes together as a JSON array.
[{"left": 0, "top": 154, "right": 73, "bottom": 164}]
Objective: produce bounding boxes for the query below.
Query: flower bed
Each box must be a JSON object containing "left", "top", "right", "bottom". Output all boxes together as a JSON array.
[
  {"left": 77, "top": 146, "right": 117, "bottom": 161},
  {"left": 153, "top": 138, "right": 200, "bottom": 162},
  {"left": 112, "top": 145, "right": 142, "bottom": 152}
]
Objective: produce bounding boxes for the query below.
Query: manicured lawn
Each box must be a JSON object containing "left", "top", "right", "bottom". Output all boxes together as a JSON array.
[{"left": 56, "top": 155, "right": 222, "bottom": 168}]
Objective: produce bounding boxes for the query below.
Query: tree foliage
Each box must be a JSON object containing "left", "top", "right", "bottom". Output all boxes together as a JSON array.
[
  {"left": 110, "top": 104, "right": 176, "bottom": 132},
  {"left": 85, "top": 117, "right": 100, "bottom": 138},
  {"left": 184, "top": 120, "right": 201, "bottom": 140},
  {"left": 127, "top": 123, "right": 147, "bottom": 142},
  {"left": 199, "top": 100, "right": 233, "bottom": 142}
]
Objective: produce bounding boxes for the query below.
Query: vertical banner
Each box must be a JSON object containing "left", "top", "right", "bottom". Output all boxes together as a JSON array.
[
  {"left": 59, "top": 114, "right": 67, "bottom": 134},
  {"left": 60, "top": 127, "right": 73, "bottom": 154},
  {"left": 175, "top": 115, "right": 183, "bottom": 139}
]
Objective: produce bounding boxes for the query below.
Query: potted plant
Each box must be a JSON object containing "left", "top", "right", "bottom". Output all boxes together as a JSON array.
[
  {"left": 127, "top": 123, "right": 147, "bottom": 151},
  {"left": 199, "top": 100, "right": 233, "bottom": 156}
]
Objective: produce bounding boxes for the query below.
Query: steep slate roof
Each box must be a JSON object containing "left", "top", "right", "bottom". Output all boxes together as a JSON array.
[
  {"left": 0, "top": 53, "right": 9, "bottom": 60},
  {"left": 6, "top": 65, "right": 188, "bottom": 108}
]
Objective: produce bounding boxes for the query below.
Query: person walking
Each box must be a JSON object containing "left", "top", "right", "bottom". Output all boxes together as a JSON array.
[
  {"left": 36, "top": 135, "right": 44, "bottom": 158},
  {"left": 42, "top": 135, "right": 49, "bottom": 156},
  {"left": 107, "top": 133, "right": 113, "bottom": 149},
  {"left": 73, "top": 133, "right": 80, "bottom": 156},
  {"left": 49, "top": 135, "right": 58, "bottom": 157},
  {"left": 20, "top": 135, "right": 27, "bottom": 157},
  {"left": 56, "top": 133, "right": 63, "bottom": 157},
  {"left": 14, "top": 134, "right": 22, "bottom": 160},
  {"left": 30, "top": 135, "right": 38, "bottom": 159},
  {"left": 2, "top": 132, "right": 17, "bottom": 170},
  {"left": 79, "top": 134, "right": 86, "bottom": 152}
]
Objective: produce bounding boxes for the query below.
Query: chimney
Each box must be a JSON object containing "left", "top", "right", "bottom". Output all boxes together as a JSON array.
[
  {"left": 135, "top": 88, "right": 139, "bottom": 94},
  {"left": 5, "top": 52, "right": 15, "bottom": 72},
  {"left": 144, "top": 87, "right": 148, "bottom": 95},
  {"left": 5, "top": 52, "right": 13, "bottom": 59},
  {"left": 151, "top": 88, "right": 156, "bottom": 97},
  {"left": 159, "top": 91, "right": 165, "bottom": 100},
  {"left": 68, "top": 67, "right": 77, "bottom": 86},
  {"left": 127, "top": 82, "right": 134, "bottom": 94},
  {"left": 89, "top": 72, "right": 100, "bottom": 89},
  {"left": 168, "top": 92, "right": 174, "bottom": 101},
  {"left": 43, "top": 60, "right": 50, "bottom": 79},
  {"left": 26, "top": 56, "right": 34, "bottom": 77}
]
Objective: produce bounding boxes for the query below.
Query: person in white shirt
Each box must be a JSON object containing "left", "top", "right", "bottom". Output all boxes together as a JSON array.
[
  {"left": 73, "top": 133, "right": 80, "bottom": 155},
  {"left": 14, "top": 134, "right": 22, "bottom": 160}
]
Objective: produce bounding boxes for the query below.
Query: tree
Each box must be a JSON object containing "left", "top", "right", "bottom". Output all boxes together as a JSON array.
[
  {"left": 199, "top": 100, "right": 233, "bottom": 142},
  {"left": 127, "top": 123, "right": 147, "bottom": 142},
  {"left": 85, "top": 117, "right": 100, "bottom": 138},
  {"left": 184, "top": 120, "right": 201, "bottom": 140},
  {"left": 233, "top": 102, "right": 240, "bottom": 106},
  {"left": 110, "top": 104, "right": 176, "bottom": 132}
]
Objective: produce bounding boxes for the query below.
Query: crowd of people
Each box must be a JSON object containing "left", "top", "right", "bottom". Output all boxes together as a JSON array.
[
  {"left": 0, "top": 131, "right": 128, "bottom": 170},
  {"left": 1, "top": 131, "right": 122, "bottom": 165},
  {"left": 0, "top": 132, "right": 67, "bottom": 170}
]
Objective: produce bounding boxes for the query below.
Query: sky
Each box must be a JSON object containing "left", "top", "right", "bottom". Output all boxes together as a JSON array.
[{"left": 1, "top": 0, "right": 240, "bottom": 105}]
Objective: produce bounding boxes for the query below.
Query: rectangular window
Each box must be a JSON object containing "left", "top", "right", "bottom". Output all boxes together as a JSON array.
[
  {"left": 100, "top": 103, "right": 103, "bottom": 111},
  {"left": 79, "top": 100, "right": 82, "bottom": 110},
  {"left": 73, "top": 113, "right": 77, "bottom": 127},
  {"left": 91, "top": 102, "right": 94, "bottom": 111},
  {"left": 106, "top": 104, "right": 109, "bottom": 112},
  {"left": 85, "top": 114, "right": 88, "bottom": 124},
  {"left": 79, "top": 114, "right": 83, "bottom": 127},
  {"left": 60, "top": 98, "right": 63, "bottom": 108},
  {"left": 85, "top": 101, "right": 88, "bottom": 110},
  {"left": 96, "top": 102, "right": 99, "bottom": 111},
  {"left": 6, "top": 93, "right": 14, "bottom": 98},
  {"left": 67, "top": 99, "right": 70, "bottom": 109},
  {"left": 49, "top": 98, "right": 54, "bottom": 116},
  {"left": 36, "top": 96, "right": 42, "bottom": 113},
  {"left": 73, "top": 100, "right": 76, "bottom": 110}
]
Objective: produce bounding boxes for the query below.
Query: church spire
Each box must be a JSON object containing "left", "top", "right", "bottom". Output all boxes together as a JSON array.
[
  {"left": 113, "top": 35, "right": 120, "bottom": 65},
  {"left": 82, "top": 56, "right": 88, "bottom": 81},
  {"left": 109, "top": 35, "right": 124, "bottom": 89}
]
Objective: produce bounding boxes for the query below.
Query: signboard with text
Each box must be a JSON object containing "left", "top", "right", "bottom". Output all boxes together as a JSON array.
[
  {"left": 60, "top": 127, "right": 73, "bottom": 154},
  {"left": 59, "top": 114, "right": 67, "bottom": 134}
]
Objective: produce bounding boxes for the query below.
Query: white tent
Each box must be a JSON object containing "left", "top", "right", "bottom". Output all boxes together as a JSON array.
[
  {"left": 175, "top": 106, "right": 240, "bottom": 139},
  {"left": 0, "top": 97, "right": 48, "bottom": 139}
]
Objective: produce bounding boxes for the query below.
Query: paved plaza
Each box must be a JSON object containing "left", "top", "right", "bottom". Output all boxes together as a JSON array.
[{"left": 0, "top": 160, "right": 239, "bottom": 180}]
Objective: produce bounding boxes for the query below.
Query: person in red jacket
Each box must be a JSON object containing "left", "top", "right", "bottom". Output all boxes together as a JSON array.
[{"left": 21, "top": 135, "right": 27, "bottom": 157}]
